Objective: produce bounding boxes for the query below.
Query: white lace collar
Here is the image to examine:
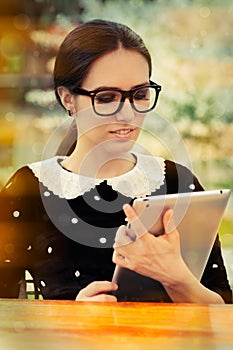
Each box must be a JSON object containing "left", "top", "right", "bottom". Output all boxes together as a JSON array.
[{"left": 28, "top": 152, "right": 165, "bottom": 199}]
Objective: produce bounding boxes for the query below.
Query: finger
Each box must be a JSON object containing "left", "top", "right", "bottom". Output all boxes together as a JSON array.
[
  {"left": 163, "top": 209, "right": 176, "bottom": 234},
  {"left": 114, "top": 225, "right": 133, "bottom": 248},
  {"left": 112, "top": 251, "right": 132, "bottom": 271},
  {"left": 123, "top": 203, "right": 138, "bottom": 222},
  {"left": 91, "top": 294, "right": 118, "bottom": 302},
  {"left": 123, "top": 204, "right": 148, "bottom": 239},
  {"left": 112, "top": 250, "right": 126, "bottom": 266},
  {"left": 83, "top": 294, "right": 118, "bottom": 302},
  {"left": 81, "top": 281, "right": 118, "bottom": 297},
  {"left": 76, "top": 293, "right": 117, "bottom": 302}
]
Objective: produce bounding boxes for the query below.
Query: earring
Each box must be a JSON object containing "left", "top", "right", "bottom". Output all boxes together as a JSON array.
[{"left": 68, "top": 108, "right": 76, "bottom": 116}]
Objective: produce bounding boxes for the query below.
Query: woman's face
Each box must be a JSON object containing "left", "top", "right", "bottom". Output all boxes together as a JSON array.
[{"left": 73, "top": 48, "right": 150, "bottom": 155}]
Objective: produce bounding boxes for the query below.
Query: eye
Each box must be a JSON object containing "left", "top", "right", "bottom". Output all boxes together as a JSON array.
[
  {"left": 95, "top": 91, "right": 120, "bottom": 104},
  {"left": 134, "top": 87, "right": 150, "bottom": 101}
]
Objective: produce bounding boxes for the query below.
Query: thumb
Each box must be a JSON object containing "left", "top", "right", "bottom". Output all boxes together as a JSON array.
[{"left": 163, "top": 209, "right": 176, "bottom": 234}]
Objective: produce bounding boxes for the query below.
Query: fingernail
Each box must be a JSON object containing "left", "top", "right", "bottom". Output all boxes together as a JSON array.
[{"left": 126, "top": 228, "right": 137, "bottom": 241}]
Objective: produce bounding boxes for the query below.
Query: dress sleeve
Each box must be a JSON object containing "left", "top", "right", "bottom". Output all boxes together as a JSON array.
[
  {"left": 185, "top": 167, "right": 232, "bottom": 303},
  {"left": 165, "top": 161, "right": 232, "bottom": 303},
  {"left": 201, "top": 235, "right": 232, "bottom": 303},
  {"left": 0, "top": 167, "right": 33, "bottom": 298}
]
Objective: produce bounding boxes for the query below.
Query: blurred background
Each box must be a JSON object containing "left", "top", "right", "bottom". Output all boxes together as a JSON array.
[{"left": 0, "top": 0, "right": 232, "bottom": 286}]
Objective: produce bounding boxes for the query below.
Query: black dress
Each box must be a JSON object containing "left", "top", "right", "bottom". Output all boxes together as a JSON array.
[{"left": 0, "top": 153, "right": 232, "bottom": 303}]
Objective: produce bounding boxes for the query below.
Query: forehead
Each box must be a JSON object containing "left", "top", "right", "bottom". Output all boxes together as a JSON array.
[{"left": 82, "top": 48, "right": 150, "bottom": 90}]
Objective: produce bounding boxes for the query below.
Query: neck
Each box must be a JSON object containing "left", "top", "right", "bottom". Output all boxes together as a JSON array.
[{"left": 61, "top": 144, "right": 136, "bottom": 179}]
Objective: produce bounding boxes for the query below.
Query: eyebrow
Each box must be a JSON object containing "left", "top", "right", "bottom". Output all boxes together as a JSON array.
[{"left": 92, "top": 81, "right": 150, "bottom": 91}]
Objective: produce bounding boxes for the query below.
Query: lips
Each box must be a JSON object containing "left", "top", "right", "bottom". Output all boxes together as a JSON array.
[{"left": 110, "top": 128, "right": 135, "bottom": 139}]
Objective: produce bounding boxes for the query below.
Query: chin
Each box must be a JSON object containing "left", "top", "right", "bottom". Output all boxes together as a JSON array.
[{"left": 104, "top": 139, "right": 135, "bottom": 155}]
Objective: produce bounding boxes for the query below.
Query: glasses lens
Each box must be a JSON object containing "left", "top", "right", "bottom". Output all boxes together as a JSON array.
[
  {"left": 93, "top": 86, "right": 158, "bottom": 116},
  {"left": 133, "top": 86, "right": 157, "bottom": 112},
  {"left": 94, "top": 91, "right": 122, "bottom": 116}
]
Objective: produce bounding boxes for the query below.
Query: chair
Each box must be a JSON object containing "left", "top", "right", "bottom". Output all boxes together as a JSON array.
[{"left": 18, "top": 270, "right": 42, "bottom": 299}]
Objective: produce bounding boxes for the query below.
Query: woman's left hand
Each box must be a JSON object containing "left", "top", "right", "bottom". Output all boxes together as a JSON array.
[
  {"left": 113, "top": 204, "right": 225, "bottom": 304},
  {"left": 113, "top": 204, "right": 186, "bottom": 287}
]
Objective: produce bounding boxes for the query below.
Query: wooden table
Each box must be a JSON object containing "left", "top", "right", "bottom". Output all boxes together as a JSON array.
[{"left": 0, "top": 299, "right": 233, "bottom": 350}]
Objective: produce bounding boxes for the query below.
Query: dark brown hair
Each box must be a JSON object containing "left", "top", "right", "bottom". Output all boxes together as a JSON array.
[
  {"left": 54, "top": 19, "right": 152, "bottom": 108},
  {"left": 54, "top": 19, "right": 152, "bottom": 155}
]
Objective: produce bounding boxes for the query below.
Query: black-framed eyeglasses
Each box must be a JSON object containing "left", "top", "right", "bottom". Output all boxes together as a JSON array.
[{"left": 71, "top": 80, "right": 162, "bottom": 117}]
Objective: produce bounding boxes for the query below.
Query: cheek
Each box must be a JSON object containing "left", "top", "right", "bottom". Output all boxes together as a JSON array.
[
  {"left": 81, "top": 126, "right": 111, "bottom": 150},
  {"left": 75, "top": 96, "right": 92, "bottom": 112},
  {"left": 133, "top": 113, "right": 146, "bottom": 129},
  {"left": 75, "top": 111, "right": 112, "bottom": 140},
  {"left": 87, "top": 125, "right": 106, "bottom": 137}
]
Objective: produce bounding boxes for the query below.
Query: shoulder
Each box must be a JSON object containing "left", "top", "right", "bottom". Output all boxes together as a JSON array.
[
  {"left": 1, "top": 157, "right": 60, "bottom": 197},
  {"left": 1, "top": 166, "right": 38, "bottom": 197},
  {"left": 164, "top": 160, "right": 204, "bottom": 193},
  {"left": 164, "top": 160, "right": 193, "bottom": 179}
]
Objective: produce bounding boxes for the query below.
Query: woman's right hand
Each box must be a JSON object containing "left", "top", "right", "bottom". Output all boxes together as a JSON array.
[{"left": 75, "top": 281, "right": 118, "bottom": 302}]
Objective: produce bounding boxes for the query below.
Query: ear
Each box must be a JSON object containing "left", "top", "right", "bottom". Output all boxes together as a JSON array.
[{"left": 57, "top": 86, "right": 76, "bottom": 114}]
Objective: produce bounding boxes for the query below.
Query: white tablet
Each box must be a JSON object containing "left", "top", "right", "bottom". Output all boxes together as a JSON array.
[{"left": 112, "top": 189, "right": 231, "bottom": 301}]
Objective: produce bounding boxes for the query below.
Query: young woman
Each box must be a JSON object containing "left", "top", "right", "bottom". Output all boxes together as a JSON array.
[{"left": 0, "top": 19, "right": 231, "bottom": 303}]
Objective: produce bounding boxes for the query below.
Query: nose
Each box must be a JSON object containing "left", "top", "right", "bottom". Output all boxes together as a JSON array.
[{"left": 115, "top": 99, "right": 135, "bottom": 122}]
